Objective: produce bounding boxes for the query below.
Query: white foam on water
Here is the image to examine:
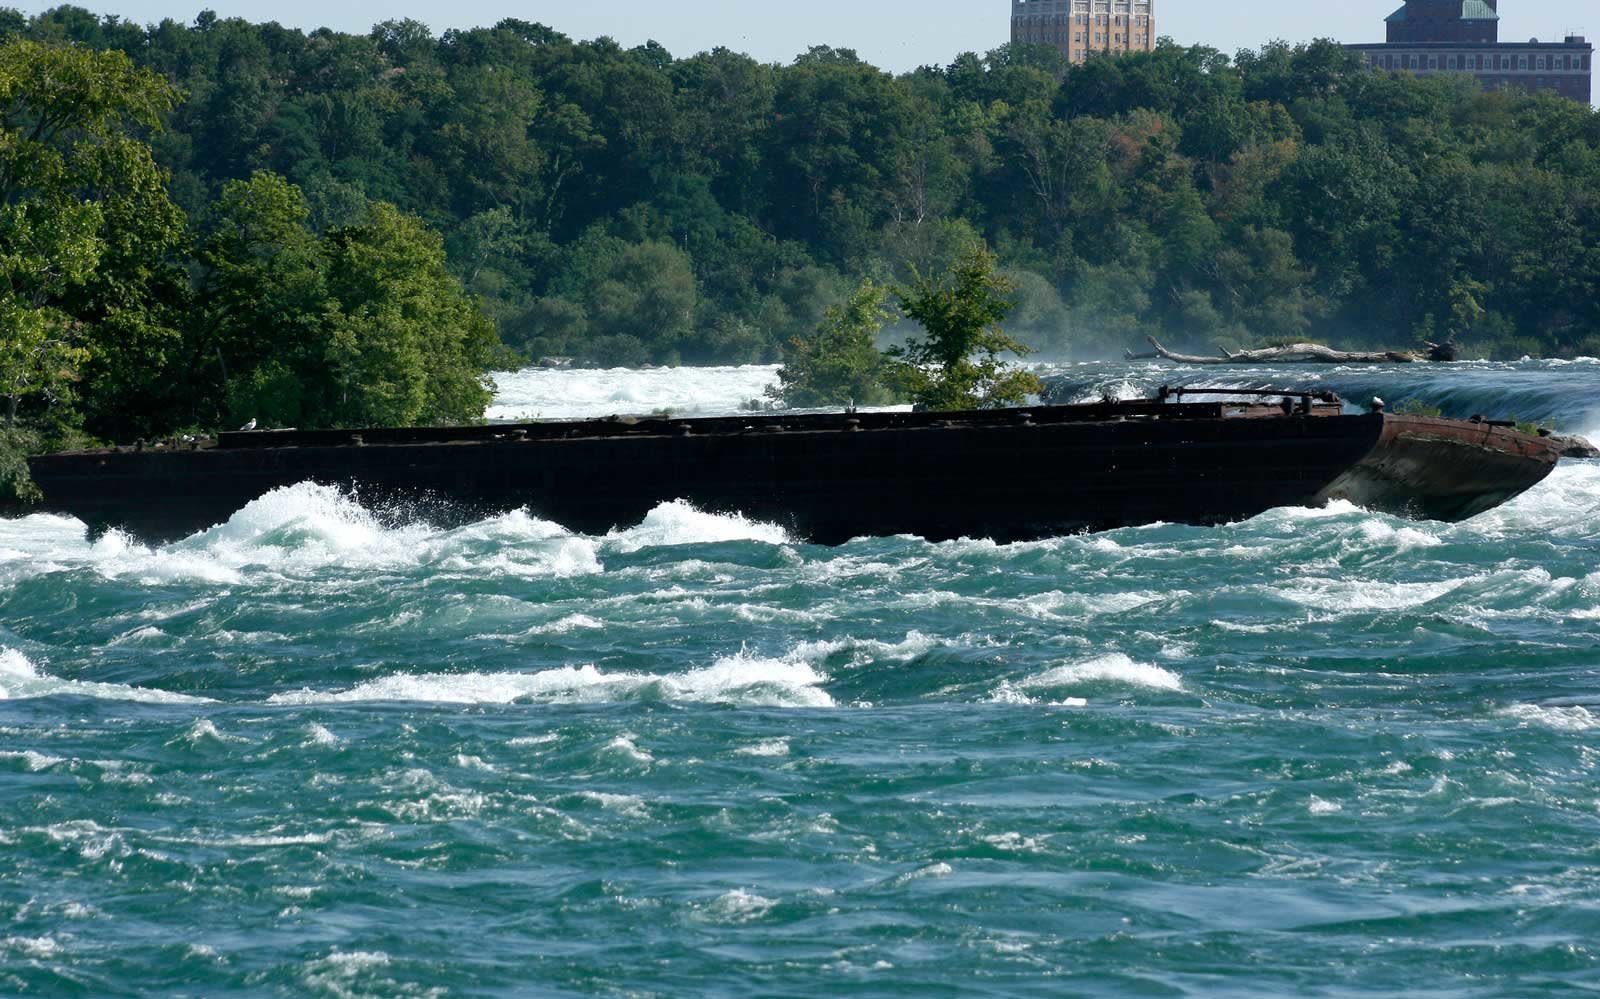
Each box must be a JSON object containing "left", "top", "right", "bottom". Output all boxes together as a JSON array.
[
  {"left": 981, "top": 832, "right": 1046, "bottom": 852},
  {"left": 106, "top": 625, "right": 168, "bottom": 647},
  {"left": 791, "top": 631, "right": 940, "bottom": 666},
  {"left": 983, "top": 680, "right": 1037, "bottom": 705},
  {"left": 86, "top": 530, "right": 246, "bottom": 585},
  {"left": 1020, "top": 653, "right": 1183, "bottom": 692},
  {"left": 1275, "top": 576, "right": 1468, "bottom": 613},
  {"left": 301, "top": 949, "right": 420, "bottom": 999},
  {"left": 526, "top": 613, "right": 605, "bottom": 635},
  {"left": 1347, "top": 518, "right": 1442, "bottom": 552},
  {"left": 602, "top": 736, "right": 653, "bottom": 764},
  {"left": 891, "top": 862, "right": 954, "bottom": 887},
  {"left": 701, "top": 888, "right": 777, "bottom": 923},
  {"left": 487, "top": 364, "right": 781, "bottom": 422},
  {"left": 735, "top": 738, "right": 791, "bottom": 757},
  {"left": 604, "top": 499, "right": 790, "bottom": 552},
  {"left": 1461, "top": 462, "right": 1600, "bottom": 539},
  {"left": 268, "top": 650, "right": 834, "bottom": 709},
  {"left": 0, "top": 648, "right": 210, "bottom": 705},
  {"left": 162, "top": 483, "right": 605, "bottom": 581},
  {"left": 303, "top": 723, "right": 341, "bottom": 747},
  {"left": 1500, "top": 703, "right": 1600, "bottom": 732},
  {"left": 0, "top": 749, "right": 66, "bottom": 771},
  {"left": 1258, "top": 499, "right": 1366, "bottom": 523},
  {"left": 0, "top": 512, "right": 95, "bottom": 572},
  {"left": 190, "top": 481, "right": 402, "bottom": 552},
  {"left": 1018, "top": 589, "right": 1178, "bottom": 620},
  {"left": 177, "top": 718, "right": 246, "bottom": 745},
  {"left": 4, "top": 484, "right": 600, "bottom": 586},
  {"left": 575, "top": 791, "right": 649, "bottom": 817},
  {"left": 507, "top": 733, "right": 560, "bottom": 747},
  {"left": 1308, "top": 796, "right": 1343, "bottom": 815},
  {"left": 3, "top": 935, "right": 61, "bottom": 959}
]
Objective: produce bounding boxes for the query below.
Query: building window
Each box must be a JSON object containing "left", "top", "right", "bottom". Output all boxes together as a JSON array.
[
  {"left": 1411, "top": 54, "right": 1421, "bottom": 70},
  {"left": 1447, "top": 55, "right": 1457, "bottom": 69},
  {"left": 1428, "top": 55, "right": 1439, "bottom": 70},
  {"left": 1536, "top": 56, "right": 1547, "bottom": 70},
  {"left": 1518, "top": 55, "right": 1528, "bottom": 69}
]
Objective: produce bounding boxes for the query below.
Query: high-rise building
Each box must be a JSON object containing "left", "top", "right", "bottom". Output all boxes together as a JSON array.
[
  {"left": 1011, "top": 0, "right": 1156, "bottom": 64},
  {"left": 1348, "top": 1, "right": 1592, "bottom": 103}
]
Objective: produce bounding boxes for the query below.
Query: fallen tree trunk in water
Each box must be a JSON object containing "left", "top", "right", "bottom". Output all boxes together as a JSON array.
[{"left": 1136, "top": 336, "right": 1418, "bottom": 365}]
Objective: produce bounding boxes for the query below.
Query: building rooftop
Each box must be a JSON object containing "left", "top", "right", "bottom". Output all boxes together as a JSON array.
[{"left": 1386, "top": 1, "right": 1501, "bottom": 23}]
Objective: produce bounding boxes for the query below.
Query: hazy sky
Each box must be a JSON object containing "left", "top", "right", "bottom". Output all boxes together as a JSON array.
[{"left": 15, "top": 0, "right": 1596, "bottom": 71}]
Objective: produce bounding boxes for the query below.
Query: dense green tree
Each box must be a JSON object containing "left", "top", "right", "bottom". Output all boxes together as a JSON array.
[
  {"left": 5, "top": 6, "right": 1600, "bottom": 419},
  {"left": 0, "top": 37, "right": 181, "bottom": 430},
  {"left": 890, "top": 248, "right": 1043, "bottom": 410},
  {"left": 769, "top": 280, "right": 899, "bottom": 409},
  {"left": 194, "top": 171, "right": 328, "bottom": 426},
  {"left": 322, "top": 203, "right": 499, "bottom": 426},
  {"left": 195, "top": 172, "right": 498, "bottom": 428}
]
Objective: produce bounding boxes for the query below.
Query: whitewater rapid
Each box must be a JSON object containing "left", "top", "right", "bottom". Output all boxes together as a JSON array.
[
  {"left": 488, "top": 364, "right": 782, "bottom": 421},
  {"left": 4, "top": 359, "right": 1600, "bottom": 998}
]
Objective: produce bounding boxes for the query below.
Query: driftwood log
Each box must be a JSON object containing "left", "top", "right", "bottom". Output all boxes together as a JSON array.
[{"left": 1133, "top": 336, "right": 1418, "bottom": 365}]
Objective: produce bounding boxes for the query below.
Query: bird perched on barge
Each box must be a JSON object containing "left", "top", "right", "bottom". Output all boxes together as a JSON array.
[{"left": 22, "top": 389, "right": 1562, "bottom": 544}]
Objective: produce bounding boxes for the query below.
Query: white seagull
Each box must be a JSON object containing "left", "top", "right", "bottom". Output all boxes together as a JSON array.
[{"left": 239, "top": 418, "right": 257, "bottom": 431}]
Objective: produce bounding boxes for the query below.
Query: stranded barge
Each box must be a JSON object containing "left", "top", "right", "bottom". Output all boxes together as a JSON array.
[{"left": 23, "top": 389, "right": 1562, "bottom": 544}]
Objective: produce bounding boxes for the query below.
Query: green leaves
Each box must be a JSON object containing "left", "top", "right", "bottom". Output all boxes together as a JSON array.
[
  {"left": 769, "top": 280, "right": 899, "bottom": 409},
  {"left": 198, "top": 174, "right": 497, "bottom": 430},
  {"left": 890, "top": 248, "right": 1042, "bottom": 411},
  {"left": 0, "top": 38, "right": 180, "bottom": 434},
  {"left": 775, "top": 249, "right": 1043, "bottom": 413}
]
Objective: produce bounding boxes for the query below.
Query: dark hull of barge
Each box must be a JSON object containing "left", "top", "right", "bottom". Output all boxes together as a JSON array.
[{"left": 22, "top": 402, "right": 1561, "bottom": 545}]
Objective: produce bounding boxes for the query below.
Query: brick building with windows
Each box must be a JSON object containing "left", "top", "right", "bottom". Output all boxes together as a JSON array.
[
  {"left": 1347, "top": 1, "right": 1592, "bottom": 103},
  {"left": 1010, "top": 0, "right": 1155, "bottom": 64}
]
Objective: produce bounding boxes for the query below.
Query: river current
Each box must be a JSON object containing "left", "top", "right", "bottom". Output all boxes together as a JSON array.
[{"left": 4, "top": 360, "right": 1599, "bottom": 997}]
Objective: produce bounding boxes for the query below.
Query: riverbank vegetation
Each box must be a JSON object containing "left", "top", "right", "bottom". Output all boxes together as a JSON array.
[
  {"left": 769, "top": 249, "right": 1043, "bottom": 410},
  {"left": 8, "top": 8, "right": 1597, "bottom": 370},
  {"left": 4, "top": 8, "right": 1600, "bottom": 499},
  {"left": 0, "top": 30, "right": 501, "bottom": 500}
]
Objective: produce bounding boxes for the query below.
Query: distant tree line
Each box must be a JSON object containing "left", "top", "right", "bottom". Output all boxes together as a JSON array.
[
  {"left": 5, "top": 6, "right": 1600, "bottom": 492},
  {"left": 6, "top": 8, "right": 1600, "bottom": 373}
]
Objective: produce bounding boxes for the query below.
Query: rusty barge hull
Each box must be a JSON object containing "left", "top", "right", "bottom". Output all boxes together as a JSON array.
[{"left": 24, "top": 403, "right": 1561, "bottom": 545}]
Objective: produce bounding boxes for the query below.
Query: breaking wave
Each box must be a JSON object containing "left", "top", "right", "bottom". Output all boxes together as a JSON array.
[
  {"left": 267, "top": 650, "right": 834, "bottom": 709},
  {"left": 0, "top": 648, "right": 208, "bottom": 705},
  {"left": 0, "top": 483, "right": 795, "bottom": 586}
]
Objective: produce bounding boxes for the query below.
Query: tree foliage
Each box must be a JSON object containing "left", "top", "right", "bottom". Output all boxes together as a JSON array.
[
  {"left": 197, "top": 173, "right": 498, "bottom": 429},
  {"left": 1, "top": 8, "right": 1599, "bottom": 483},
  {"left": 890, "top": 249, "right": 1043, "bottom": 410},
  {"left": 9, "top": 11, "right": 1567, "bottom": 362},
  {"left": 0, "top": 38, "right": 180, "bottom": 427},
  {"left": 769, "top": 280, "right": 899, "bottom": 409},
  {"left": 0, "top": 32, "right": 503, "bottom": 503}
]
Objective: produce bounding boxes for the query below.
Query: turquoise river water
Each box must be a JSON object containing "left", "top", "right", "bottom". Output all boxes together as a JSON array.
[{"left": 3, "top": 359, "right": 1600, "bottom": 997}]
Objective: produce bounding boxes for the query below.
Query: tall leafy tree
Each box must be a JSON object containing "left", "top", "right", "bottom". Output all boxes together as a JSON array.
[
  {"left": 769, "top": 280, "right": 899, "bottom": 409},
  {"left": 890, "top": 248, "right": 1043, "bottom": 411},
  {"left": 0, "top": 37, "right": 181, "bottom": 428}
]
